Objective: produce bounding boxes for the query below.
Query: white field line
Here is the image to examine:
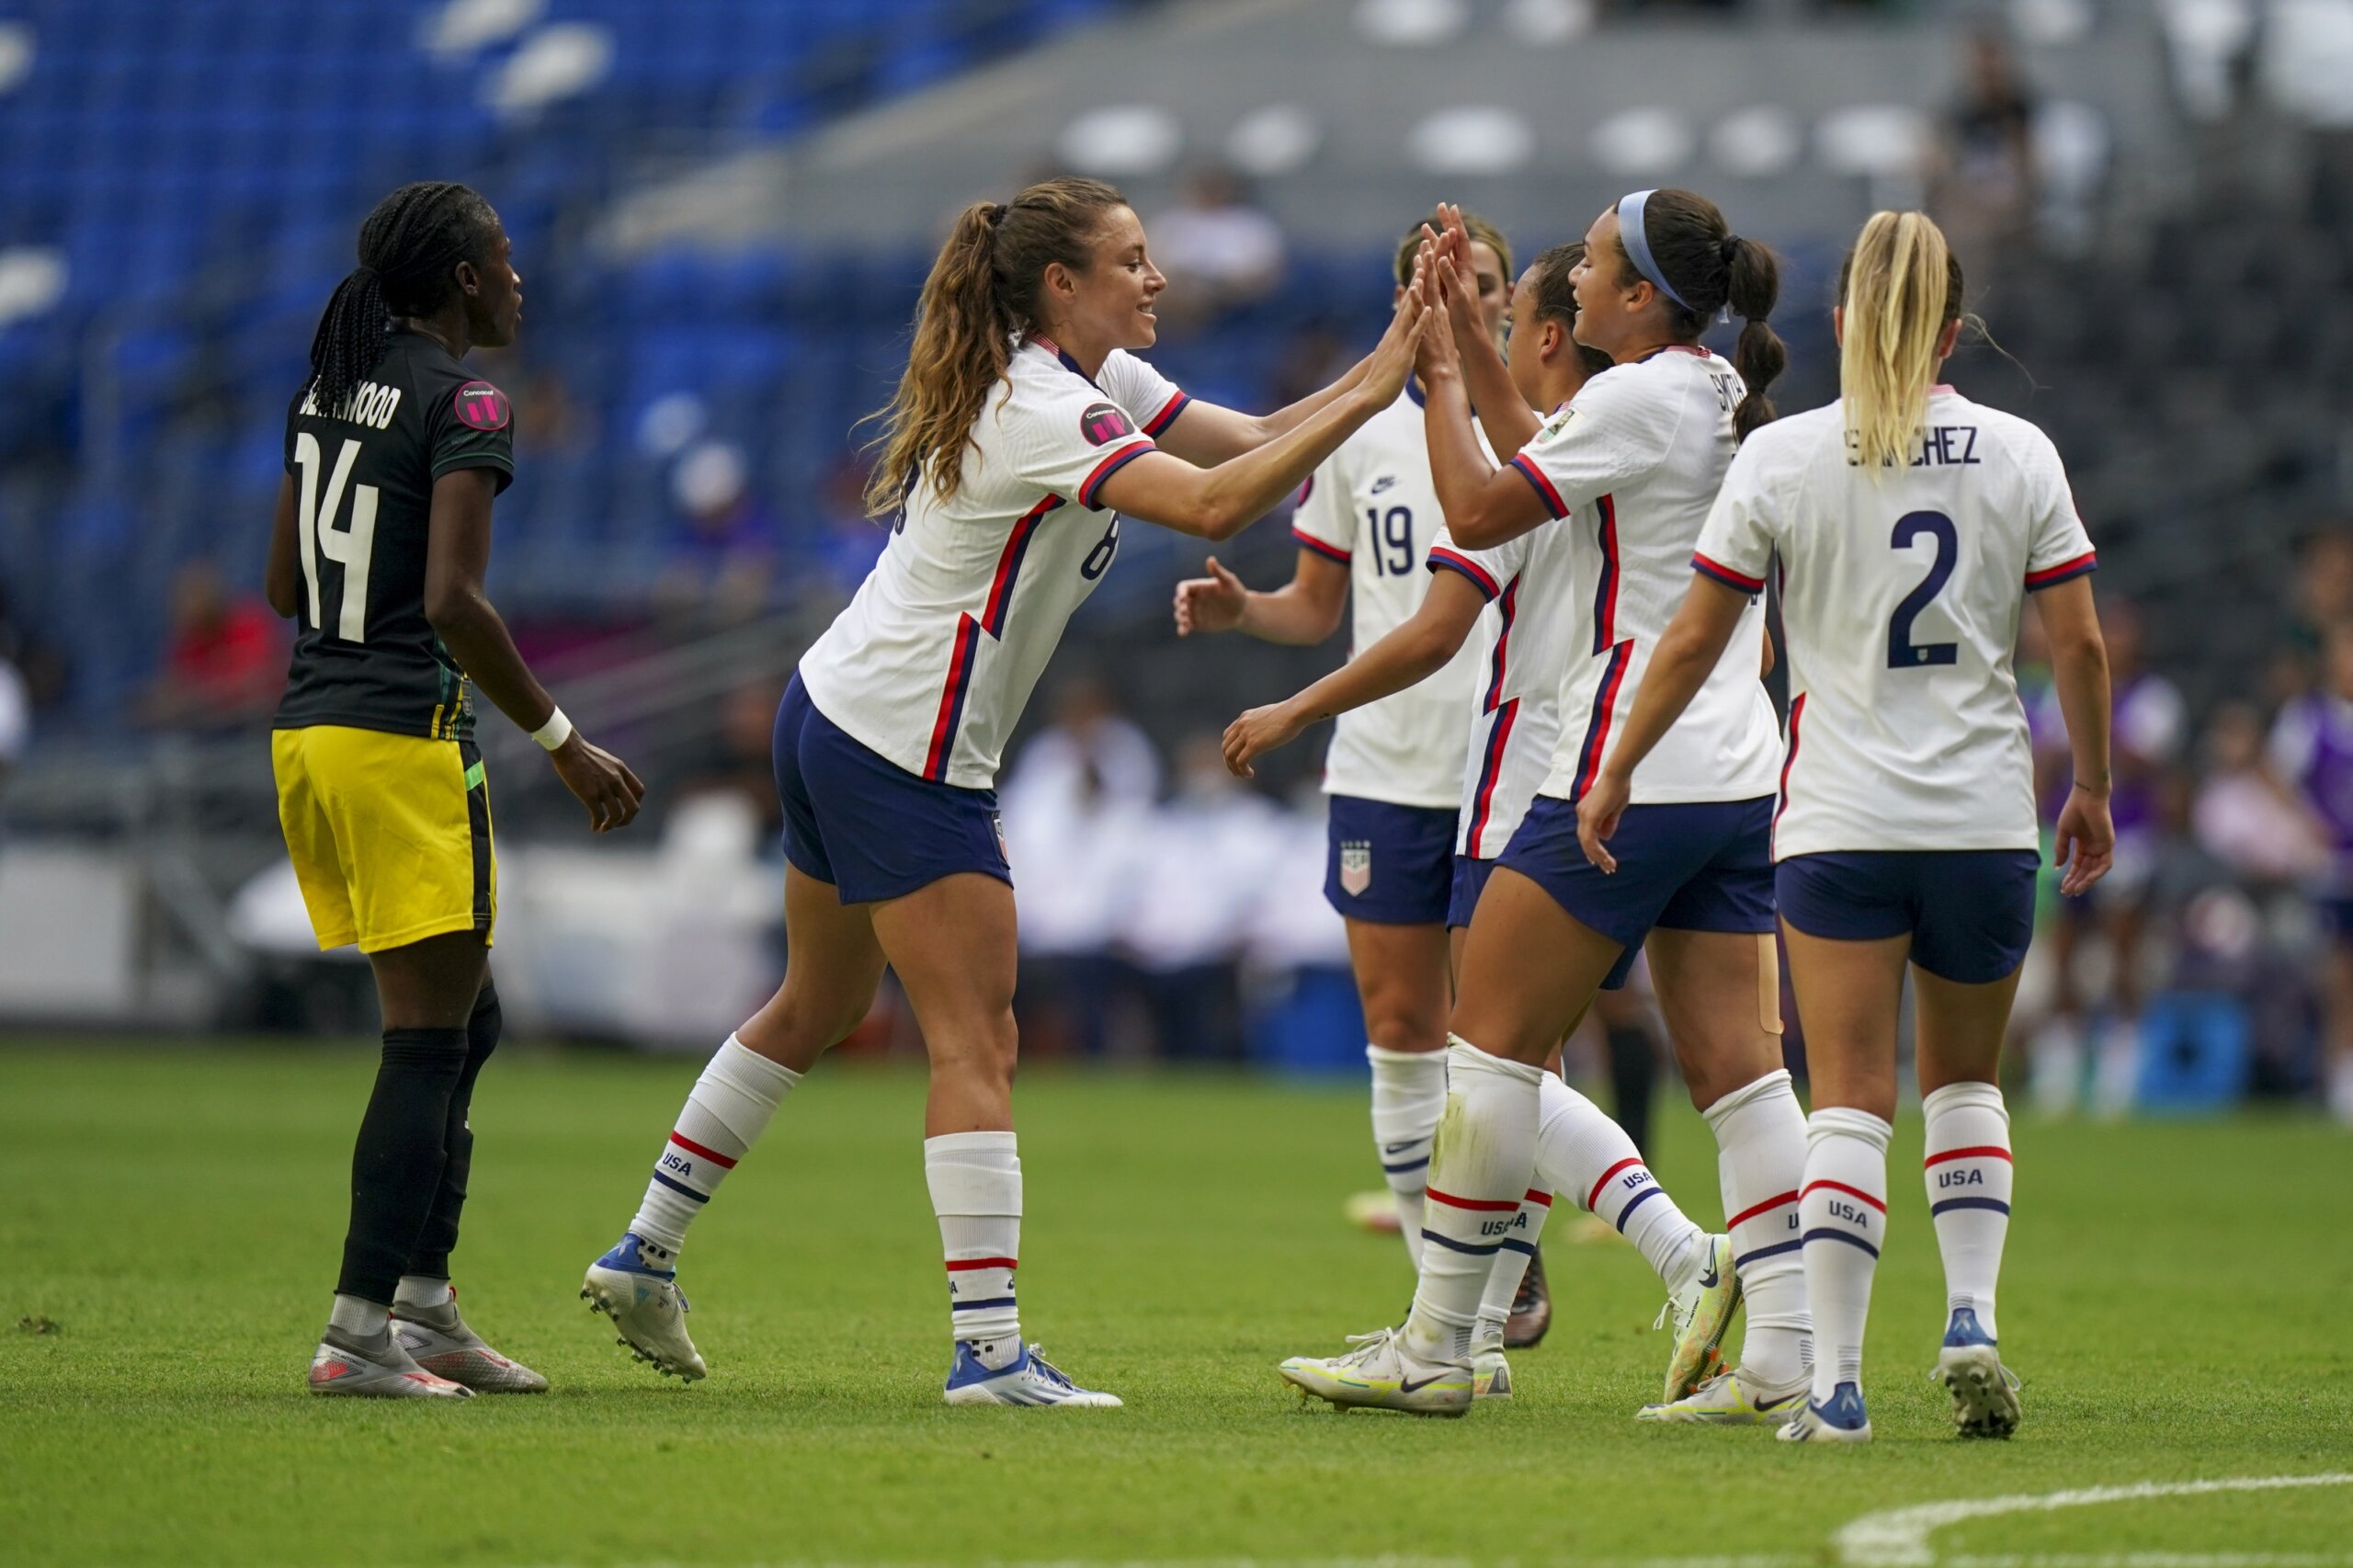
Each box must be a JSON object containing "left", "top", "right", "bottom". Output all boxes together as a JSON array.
[{"left": 1835, "top": 1474, "right": 2353, "bottom": 1568}]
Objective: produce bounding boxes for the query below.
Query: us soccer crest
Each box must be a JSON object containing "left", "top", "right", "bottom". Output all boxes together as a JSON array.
[{"left": 1339, "top": 839, "right": 1372, "bottom": 896}]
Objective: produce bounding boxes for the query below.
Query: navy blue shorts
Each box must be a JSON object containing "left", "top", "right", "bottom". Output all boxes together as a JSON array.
[
  {"left": 1499, "top": 794, "right": 1775, "bottom": 990},
  {"left": 1776, "top": 849, "right": 2039, "bottom": 984},
  {"left": 774, "top": 672, "right": 1009, "bottom": 906},
  {"left": 1325, "top": 795, "right": 1457, "bottom": 926},
  {"left": 1448, "top": 854, "right": 1495, "bottom": 930}
]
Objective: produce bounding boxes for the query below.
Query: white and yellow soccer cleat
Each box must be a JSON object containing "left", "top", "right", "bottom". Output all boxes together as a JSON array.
[
  {"left": 1343, "top": 1189, "right": 1404, "bottom": 1234},
  {"left": 1279, "top": 1327, "right": 1472, "bottom": 1417},
  {"left": 1635, "top": 1363, "right": 1806, "bottom": 1424},
  {"left": 1778, "top": 1381, "right": 1872, "bottom": 1444},
  {"left": 1655, "top": 1233, "right": 1741, "bottom": 1403},
  {"left": 1933, "top": 1310, "right": 2022, "bottom": 1437},
  {"left": 1472, "top": 1346, "right": 1513, "bottom": 1402}
]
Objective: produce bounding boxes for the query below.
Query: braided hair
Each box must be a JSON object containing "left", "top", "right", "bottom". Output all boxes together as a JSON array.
[{"left": 303, "top": 181, "right": 502, "bottom": 417}]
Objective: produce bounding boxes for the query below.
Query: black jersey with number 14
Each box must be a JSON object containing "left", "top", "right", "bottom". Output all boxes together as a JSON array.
[{"left": 273, "top": 327, "right": 515, "bottom": 742}]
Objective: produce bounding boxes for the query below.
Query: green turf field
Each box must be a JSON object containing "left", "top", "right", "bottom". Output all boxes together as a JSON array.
[{"left": 3, "top": 1044, "right": 2349, "bottom": 1567}]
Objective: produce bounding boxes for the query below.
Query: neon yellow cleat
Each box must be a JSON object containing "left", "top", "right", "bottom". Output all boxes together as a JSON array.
[
  {"left": 1279, "top": 1327, "right": 1472, "bottom": 1416},
  {"left": 1635, "top": 1363, "right": 1806, "bottom": 1424},
  {"left": 1654, "top": 1233, "right": 1740, "bottom": 1403}
]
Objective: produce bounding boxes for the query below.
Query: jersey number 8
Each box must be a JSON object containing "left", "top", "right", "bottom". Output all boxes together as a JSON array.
[{"left": 292, "top": 433, "right": 381, "bottom": 643}]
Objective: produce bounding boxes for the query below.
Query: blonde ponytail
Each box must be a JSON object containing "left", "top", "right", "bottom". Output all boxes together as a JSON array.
[
  {"left": 862, "top": 177, "right": 1130, "bottom": 517},
  {"left": 1838, "top": 210, "right": 1964, "bottom": 478}
]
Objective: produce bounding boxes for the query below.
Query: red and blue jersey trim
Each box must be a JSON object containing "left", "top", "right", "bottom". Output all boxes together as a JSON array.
[
  {"left": 1571, "top": 638, "right": 1635, "bottom": 801},
  {"left": 923, "top": 494, "right": 1063, "bottom": 781},
  {"left": 1077, "top": 438, "right": 1153, "bottom": 509},
  {"left": 1773, "top": 691, "right": 1806, "bottom": 836},
  {"left": 1508, "top": 453, "right": 1569, "bottom": 519},
  {"left": 1426, "top": 546, "right": 1501, "bottom": 600},
  {"left": 2025, "top": 550, "right": 2097, "bottom": 590},
  {"left": 1292, "top": 527, "right": 1351, "bottom": 564},
  {"left": 1142, "top": 390, "right": 1190, "bottom": 437},
  {"left": 1692, "top": 551, "right": 1766, "bottom": 594},
  {"left": 1590, "top": 494, "right": 1620, "bottom": 654},
  {"left": 1461, "top": 573, "right": 1524, "bottom": 858}
]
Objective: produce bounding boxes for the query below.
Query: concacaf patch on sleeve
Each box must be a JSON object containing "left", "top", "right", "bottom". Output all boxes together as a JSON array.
[
  {"left": 453, "top": 381, "right": 512, "bottom": 432},
  {"left": 1080, "top": 401, "right": 1135, "bottom": 448}
]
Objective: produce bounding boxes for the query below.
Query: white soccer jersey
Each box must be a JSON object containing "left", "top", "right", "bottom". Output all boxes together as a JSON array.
[
  {"left": 1511, "top": 347, "right": 1780, "bottom": 806},
  {"left": 1427, "top": 514, "right": 1580, "bottom": 859},
  {"left": 798, "top": 339, "right": 1187, "bottom": 789},
  {"left": 1291, "top": 385, "right": 1485, "bottom": 810},
  {"left": 1693, "top": 384, "right": 2097, "bottom": 858}
]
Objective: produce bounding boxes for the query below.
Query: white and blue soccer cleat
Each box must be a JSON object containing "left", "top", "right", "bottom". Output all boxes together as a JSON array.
[
  {"left": 1472, "top": 1346, "right": 1513, "bottom": 1402},
  {"left": 1655, "top": 1233, "right": 1742, "bottom": 1403},
  {"left": 1278, "top": 1327, "right": 1472, "bottom": 1417},
  {"left": 1778, "top": 1381, "right": 1873, "bottom": 1443},
  {"left": 580, "top": 1233, "right": 706, "bottom": 1381},
  {"left": 943, "top": 1342, "right": 1122, "bottom": 1407},
  {"left": 1932, "top": 1307, "right": 2022, "bottom": 1438},
  {"left": 1635, "top": 1363, "right": 1807, "bottom": 1424}
]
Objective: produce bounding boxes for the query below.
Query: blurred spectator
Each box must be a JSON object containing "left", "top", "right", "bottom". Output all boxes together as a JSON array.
[
  {"left": 1148, "top": 166, "right": 1287, "bottom": 326},
  {"left": 0, "top": 643, "right": 27, "bottom": 797},
  {"left": 136, "top": 561, "right": 287, "bottom": 731},
  {"left": 511, "top": 363, "right": 593, "bottom": 459},
  {"left": 1269, "top": 320, "right": 1356, "bottom": 409},
  {"left": 1931, "top": 27, "right": 2039, "bottom": 257},
  {"left": 808, "top": 447, "right": 889, "bottom": 601},
  {"left": 2195, "top": 701, "right": 2328, "bottom": 883},
  {"left": 0, "top": 580, "right": 68, "bottom": 713},
  {"left": 1001, "top": 676, "right": 1162, "bottom": 825},
  {"left": 656, "top": 441, "right": 779, "bottom": 627},
  {"left": 668, "top": 675, "right": 788, "bottom": 839},
  {"left": 1111, "top": 733, "right": 1286, "bottom": 1061},
  {"left": 2029, "top": 600, "right": 2186, "bottom": 1115},
  {"left": 2274, "top": 528, "right": 2353, "bottom": 694},
  {"left": 2266, "top": 621, "right": 2353, "bottom": 1124}
]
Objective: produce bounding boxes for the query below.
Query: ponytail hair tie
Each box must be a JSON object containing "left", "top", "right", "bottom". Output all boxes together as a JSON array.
[
  {"left": 1719, "top": 235, "right": 1741, "bottom": 267},
  {"left": 351, "top": 263, "right": 381, "bottom": 282},
  {"left": 984, "top": 202, "right": 1007, "bottom": 228}
]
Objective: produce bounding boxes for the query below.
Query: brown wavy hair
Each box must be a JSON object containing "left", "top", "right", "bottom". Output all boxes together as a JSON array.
[
  {"left": 1611, "top": 188, "right": 1787, "bottom": 441},
  {"left": 861, "top": 176, "right": 1131, "bottom": 517}
]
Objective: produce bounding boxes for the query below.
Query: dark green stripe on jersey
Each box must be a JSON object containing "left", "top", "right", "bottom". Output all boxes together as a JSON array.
[{"left": 274, "top": 328, "right": 515, "bottom": 742}]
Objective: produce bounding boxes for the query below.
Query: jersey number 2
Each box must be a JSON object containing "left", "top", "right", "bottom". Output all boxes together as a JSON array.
[
  {"left": 292, "top": 433, "right": 381, "bottom": 642},
  {"left": 1886, "top": 510, "right": 1959, "bottom": 669}
]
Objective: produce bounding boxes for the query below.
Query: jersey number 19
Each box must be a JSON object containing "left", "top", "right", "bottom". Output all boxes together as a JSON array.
[{"left": 292, "top": 432, "right": 380, "bottom": 643}]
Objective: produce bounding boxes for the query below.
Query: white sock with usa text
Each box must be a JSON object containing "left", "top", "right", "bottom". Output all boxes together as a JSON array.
[
  {"left": 629, "top": 1034, "right": 801, "bottom": 1255},
  {"left": 926, "top": 1131, "right": 1023, "bottom": 1369},
  {"left": 1923, "top": 1080, "right": 2013, "bottom": 1341}
]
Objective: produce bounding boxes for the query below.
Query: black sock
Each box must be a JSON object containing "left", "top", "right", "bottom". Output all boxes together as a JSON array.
[
  {"left": 336, "top": 1027, "right": 469, "bottom": 1304},
  {"left": 404, "top": 983, "right": 502, "bottom": 1283},
  {"left": 1606, "top": 1024, "right": 1657, "bottom": 1164}
]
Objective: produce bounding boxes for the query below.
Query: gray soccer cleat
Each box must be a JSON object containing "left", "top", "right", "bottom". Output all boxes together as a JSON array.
[
  {"left": 307, "top": 1326, "right": 473, "bottom": 1399},
  {"left": 391, "top": 1295, "right": 550, "bottom": 1393}
]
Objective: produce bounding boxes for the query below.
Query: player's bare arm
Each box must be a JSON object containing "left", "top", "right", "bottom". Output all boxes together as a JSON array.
[
  {"left": 2033, "top": 573, "right": 2115, "bottom": 895},
  {"left": 1222, "top": 566, "right": 1485, "bottom": 778},
  {"left": 263, "top": 473, "right": 301, "bottom": 619},
  {"left": 1417, "top": 312, "right": 1548, "bottom": 551},
  {"left": 1096, "top": 278, "right": 1424, "bottom": 539},
  {"left": 1574, "top": 575, "right": 1750, "bottom": 873},
  {"left": 1173, "top": 548, "right": 1347, "bottom": 643},
  {"left": 422, "top": 468, "right": 644, "bottom": 833}
]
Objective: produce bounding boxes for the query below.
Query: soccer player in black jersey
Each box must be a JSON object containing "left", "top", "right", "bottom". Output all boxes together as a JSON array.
[{"left": 265, "top": 181, "right": 644, "bottom": 1398}]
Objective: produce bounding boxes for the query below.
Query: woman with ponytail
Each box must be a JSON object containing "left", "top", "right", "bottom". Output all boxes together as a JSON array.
[
  {"left": 267, "top": 182, "right": 642, "bottom": 1399},
  {"left": 1280, "top": 190, "right": 1809, "bottom": 1424},
  {"left": 1577, "top": 210, "right": 2114, "bottom": 1444},
  {"left": 585, "top": 176, "right": 1427, "bottom": 1409}
]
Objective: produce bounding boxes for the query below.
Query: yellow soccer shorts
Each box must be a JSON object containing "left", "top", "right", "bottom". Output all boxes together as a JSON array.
[{"left": 271, "top": 725, "right": 497, "bottom": 954}]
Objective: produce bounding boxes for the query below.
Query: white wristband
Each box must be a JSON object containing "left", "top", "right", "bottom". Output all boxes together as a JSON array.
[{"left": 530, "top": 707, "right": 574, "bottom": 752}]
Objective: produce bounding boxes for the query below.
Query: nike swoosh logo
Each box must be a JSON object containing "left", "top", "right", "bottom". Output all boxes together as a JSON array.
[
  {"left": 1398, "top": 1374, "right": 1455, "bottom": 1394},
  {"left": 1383, "top": 1142, "right": 1421, "bottom": 1156},
  {"left": 1698, "top": 1266, "right": 1721, "bottom": 1289}
]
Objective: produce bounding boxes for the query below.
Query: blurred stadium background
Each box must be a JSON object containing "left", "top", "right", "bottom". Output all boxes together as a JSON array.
[{"left": 2, "top": 0, "right": 2350, "bottom": 1122}]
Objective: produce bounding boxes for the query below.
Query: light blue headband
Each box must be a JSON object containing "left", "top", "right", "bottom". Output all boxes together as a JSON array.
[{"left": 1616, "top": 188, "right": 1697, "bottom": 314}]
